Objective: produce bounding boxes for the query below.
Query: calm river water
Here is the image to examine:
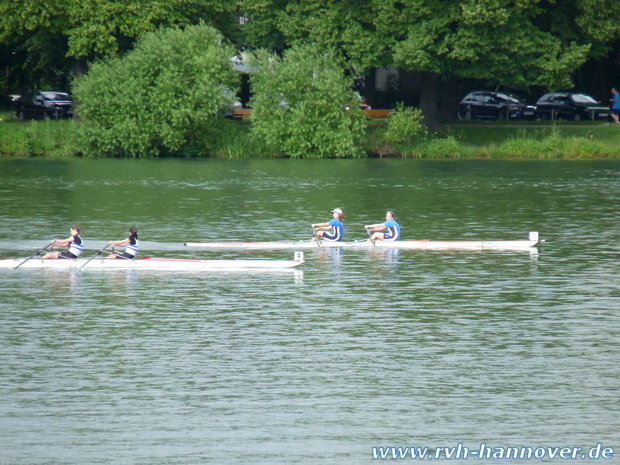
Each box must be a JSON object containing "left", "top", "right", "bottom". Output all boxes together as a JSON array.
[{"left": 0, "top": 158, "right": 618, "bottom": 464}]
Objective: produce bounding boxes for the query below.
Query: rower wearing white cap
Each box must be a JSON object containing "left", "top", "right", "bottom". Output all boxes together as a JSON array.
[{"left": 312, "top": 208, "right": 345, "bottom": 242}]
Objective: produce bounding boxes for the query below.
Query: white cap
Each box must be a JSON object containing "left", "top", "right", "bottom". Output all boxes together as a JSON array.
[{"left": 331, "top": 208, "right": 343, "bottom": 214}]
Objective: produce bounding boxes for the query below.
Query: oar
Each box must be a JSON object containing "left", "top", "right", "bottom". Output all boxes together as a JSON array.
[
  {"left": 79, "top": 244, "right": 110, "bottom": 270},
  {"left": 365, "top": 227, "right": 377, "bottom": 247},
  {"left": 311, "top": 226, "right": 322, "bottom": 248},
  {"left": 12, "top": 242, "right": 53, "bottom": 269}
]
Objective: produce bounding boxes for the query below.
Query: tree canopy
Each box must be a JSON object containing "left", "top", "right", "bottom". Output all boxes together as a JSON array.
[
  {"left": 4, "top": 0, "right": 620, "bottom": 128},
  {"left": 242, "top": 0, "right": 620, "bottom": 124},
  {"left": 0, "top": 0, "right": 238, "bottom": 58},
  {"left": 0, "top": 0, "right": 238, "bottom": 90}
]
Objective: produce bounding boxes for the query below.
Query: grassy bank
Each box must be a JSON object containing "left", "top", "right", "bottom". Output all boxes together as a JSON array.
[
  {"left": 0, "top": 112, "right": 80, "bottom": 157},
  {"left": 2, "top": 110, "right": 620, "bottom": 158},
  {"left": 398, "top": 123, "right": 620, "bottom": 158}
]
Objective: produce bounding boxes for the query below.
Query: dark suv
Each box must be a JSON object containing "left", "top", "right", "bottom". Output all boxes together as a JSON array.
[
  {"left": 14, "top": 91, "right": 73, "bottom": 119},
  {"left": 535, "top": 92, "right": 609, "bottom": 121},
  {"left": 458, "top": 91, "right": 536, "bottom": 120}
]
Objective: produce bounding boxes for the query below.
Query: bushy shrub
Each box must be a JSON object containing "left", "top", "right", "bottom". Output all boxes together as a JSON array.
[
  {"left": 385, "top": 103, "right": 426, "bottom": 145},
  {"left": 74, "top": 24, "right": 239, "bottom": 157},
  {"left": 248, "top": 44, "right": 367, "bottom": 158}
]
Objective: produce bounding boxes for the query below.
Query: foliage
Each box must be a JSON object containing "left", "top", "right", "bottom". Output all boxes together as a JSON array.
[
  {"left": 3, "top": 117, "right": 620, "bottom": 159},
  {"left": 210, "top": 121, "right": 268, "bottom": 158},
  {"left": 74, "top": 24, "right": 239, "bottom": 157},
  {"left": 242, "top": 0, "right": 620, "bottom": 83},
  {"left": 240, "top": 0, "right": 620, "bottom": 126},
  {"left": 0, "top": 0, "right": 239, "bottom": 91},
  {"left": 389, "top": 0, "right": 603, "bottom": 90},
  {"left": 385, "top": 103, "right": 426, "bottom": 145},
  {"left": 0, "top": 119, "right": 79, "bottom": 157},
  {"left": 0, "top": 0, "right": 238, "bottom": 59},
  {"left": 399, "top": 136, "right": 475, "bottom": 158},
  {"left": 248, "top": 44, "right": 367, "bottom": 158},
  {"left": 243, "top": 0, "right": 389, "bottom": 71},
  {"left": 4, "top": 0, "right": 620, "bottom": 101},
  {"left": 495, "top": 126, "right": 611, "bottom": 158}
]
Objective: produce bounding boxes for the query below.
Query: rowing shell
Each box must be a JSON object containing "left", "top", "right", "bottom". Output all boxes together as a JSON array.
[
  {"left": 185, "top": 232, "right": 543, "bottom": 251},
  {"left": 0, "top": 255, "right": 305, "bottom": 271}
]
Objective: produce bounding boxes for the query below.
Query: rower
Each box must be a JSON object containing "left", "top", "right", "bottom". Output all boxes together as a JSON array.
[
  {"left": 42, "top": 225, "right": 84, "bottom": 259},
  {"left": 365, "top": 211, "right": 401, "bottom": 241},
  {"left": 312, "top": 208, "right": 344, "bottom": 241},
  {"left": 106, "top": 227, "right": 139, "bottom": 259}
]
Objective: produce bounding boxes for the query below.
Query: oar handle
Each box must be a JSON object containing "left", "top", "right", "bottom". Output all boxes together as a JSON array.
[
  {"left": 365, "top": 227, "right": 376, "bottom": 247},
  {"left": 311, "top": 226, "right": 322, "bottom": 247}
]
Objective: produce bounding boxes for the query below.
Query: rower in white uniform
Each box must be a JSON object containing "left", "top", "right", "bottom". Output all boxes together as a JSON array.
[{"left": 42, "top": 225, "right": 84, "bottom": 259}]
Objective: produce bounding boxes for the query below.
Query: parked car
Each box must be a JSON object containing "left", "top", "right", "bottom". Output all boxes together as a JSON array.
[
  {"left": 458, "top": 91, "right": 536, "bottom": 120},
  {"left": 14, "top": 90, "right": 73, "bottom": 119},
  {"left": 535, "top": 92, "right": 609, "bottom": 121}
]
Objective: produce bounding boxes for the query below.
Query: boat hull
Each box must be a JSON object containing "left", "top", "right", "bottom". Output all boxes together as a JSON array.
[
  {"left": 0, "top": 257, "right": 304, "bottom": 271},
  {"left": 184, "top": 238, "right": 542, "bottom": 250}
]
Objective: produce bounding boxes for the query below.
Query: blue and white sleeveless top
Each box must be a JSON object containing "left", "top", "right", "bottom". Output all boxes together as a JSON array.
[
  {"left": 323, "top": 219, "right": 344, "bottom": 242},
  {"left": 125, "top": 237, "right": 139, "bottom": 257},
  {"left": 68, "top": 235, "right": 84, "bottom": 257},
  {"left": 383, "top": 219, "right": 401, "bottom": 241}
]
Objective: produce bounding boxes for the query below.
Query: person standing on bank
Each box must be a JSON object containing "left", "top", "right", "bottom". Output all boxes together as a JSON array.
[
  {"left": 107, "top": 227, "right": 139, "bottom": 259},
  {"left": 610, "top": 88, "right": 620, "bottom": 125},
  {"left": 312, "top": 208, "right": 345, "bottom": 241},
  {"left": 365, "top": 211, "right": 401, "bottom": 241},
  {"left": 42, "top": 225, "right": 84, "bottom": 259}
]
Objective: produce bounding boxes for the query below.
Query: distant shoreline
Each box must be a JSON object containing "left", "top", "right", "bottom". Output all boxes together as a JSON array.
[{"left": 2, "top": 112, "right": 620, "bottom": 159}]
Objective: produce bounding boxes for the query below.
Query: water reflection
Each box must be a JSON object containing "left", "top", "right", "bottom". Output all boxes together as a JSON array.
[
  {"left": 39, "top": 269, "right": 84, "bottom": 302},
  {"left": 292, "top": 269, "right": 304, "bottom": 285},
  {"left": 106, "top": 269, "right": 140, "bottom": 290},
  {"left": 368, "top": 247, "right": 401, "bottom": 263},
  {"left": 311, "top": 247, "right": 345, "bottom": 267}
]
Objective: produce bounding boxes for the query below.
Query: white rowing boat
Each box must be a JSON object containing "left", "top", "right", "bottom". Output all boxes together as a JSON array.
[
  {"left": 0, "top": 253, "right": 305, "bottom": 271},
  {"left": 185, "top": 232, "right": 543, "bottom": 251}
]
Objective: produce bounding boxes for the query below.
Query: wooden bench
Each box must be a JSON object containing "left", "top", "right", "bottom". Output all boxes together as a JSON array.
[
  {"left": 233, "top": 108, "right": 253, "bottom": 119},
  {"left": 362, "top": 109, "right": 392, "bottom": 118}
]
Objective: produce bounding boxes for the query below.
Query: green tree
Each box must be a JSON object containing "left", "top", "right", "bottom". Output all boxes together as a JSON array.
[
  {"left": 243, "top": 0, "right": 386, "bottom": 69},
  {"left": 74, "top": 24, "right": 239, "bottom": 157},
  {"left": 0, "top": 0, "right": 239, "bottom": 87},
  {"left": 248, "top": 44, "right": 367, "bottom": 158},
  {"left": 242, "top": 0, "right": 620, "bottom": 126},
  {"left": 243, "top": 0, "right": 390, "bottom": 102},
  {"left": 387, "top": 0, "right": 597, "bottom": 124}
]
